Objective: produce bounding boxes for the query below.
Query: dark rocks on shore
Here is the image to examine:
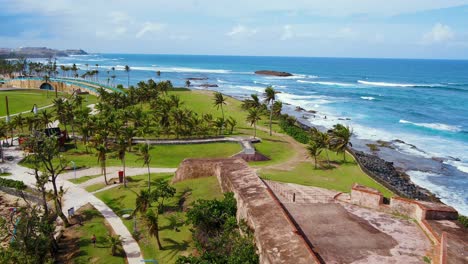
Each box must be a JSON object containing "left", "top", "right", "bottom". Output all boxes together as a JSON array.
[
  {"left": 353, "top": 150, "right": 434, "bottom": 201},
  {"left": 199, "top": 83, "right": 219, "bottom": 88},
  {"left": 295, "top": 106, "right": 306, "bottom": 112},
  {"left": 254, "top": 70, "right": 293, "bottom": 77}
]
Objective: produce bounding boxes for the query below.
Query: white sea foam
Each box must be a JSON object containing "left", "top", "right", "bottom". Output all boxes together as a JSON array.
[
  {"left": 399, "top": 119, "right": 462, "bottom": 133},
  {"left": 253, "top": 81, "right": 270, "bottom": 85},
  {"left": 357, "top": 80, "right": 442, "bottom": 88},
  {"left": 360, "top": 96, "right": 376, "bottom": 100},
  {"left": 276, "top": 93, "right": 335, "bottom": 110},
  {"left": 444, "top": 160, "right": 468, "bottom": 174},
  {"left": 297, "top": 80, "right": 354, "bottom": 87},
  {"left": 234, "top": 85, "right": 265, "bottom": 93},
  {"left": 407, "top": 170, "right": 468, "bottom": 215},
  {"left": 217, "top": 79, "right": 229, "bottom": 83}
]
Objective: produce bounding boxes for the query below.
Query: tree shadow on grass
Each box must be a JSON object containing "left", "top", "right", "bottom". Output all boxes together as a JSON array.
[{"left": 161, "top": 238, "right": 190, "bottom": 260}]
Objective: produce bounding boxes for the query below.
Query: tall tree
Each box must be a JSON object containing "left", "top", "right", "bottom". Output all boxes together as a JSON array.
[
  {"left": 96, "top": 144, "right": 109, "bottom": 185},
  {"left": 307, "top": 141, "right": 323, "bottom": 169},
  {"left": 264, "top": 86, "right": 276, "bottom": 136},
  {"left": 330, "top": 124, "right": 353, "bottom": 161},
  {"left": 213, "top": 92, "right": 226, "bottom": 134},
  {"left": 125, "top": 65, "right": 130, "bottom": 87},
  {"left": 246, "top": 108, "right": 261, "bottom": 138},
  {"left": 139, "top": 143, "right": 152, "bottom": 191},
  {"left": 116, "top": 136, "right": 127, "bottom": 187}
]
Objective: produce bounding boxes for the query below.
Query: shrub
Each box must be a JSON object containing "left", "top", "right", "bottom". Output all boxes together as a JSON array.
[
  {"left": 458, "top": 215, "right": 468, "bottom": 228},
  {"left": 278, "top": 117, "right": 310, "bottom": 144},
  {"left": 0, "top": 178, "right": 26, "bottom": 190}
]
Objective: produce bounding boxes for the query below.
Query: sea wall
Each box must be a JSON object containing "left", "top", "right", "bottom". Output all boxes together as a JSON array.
[
  {"left": 5, "top": 79, "right": 98, "bottom": 96},
  {"left": 173, "top": 158, "right": 320, "bottom": 264},
  {"left": 349, "top": 184, "right": 457, "bottom": 221},
  {"left": 350, "top": 150, "right": 431, "bottom": 200}
]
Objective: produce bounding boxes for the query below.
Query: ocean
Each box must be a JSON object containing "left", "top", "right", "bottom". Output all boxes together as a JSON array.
[{"left": 54, "top": 54, "right": 468, "bottom": 214}]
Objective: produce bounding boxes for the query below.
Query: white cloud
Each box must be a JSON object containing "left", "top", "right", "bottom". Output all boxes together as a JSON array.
[
  {"left": 281, "top": 25, "right": 294, "bottom": 40},
  {"left": 136, "top": 22, "right": 165, "bottom": 38},
  {"left": 226, "top": 25, "right": 257, "bottom": 37},
  {"left": 423, "top": 23, "right": 455, "bottom": 43}
]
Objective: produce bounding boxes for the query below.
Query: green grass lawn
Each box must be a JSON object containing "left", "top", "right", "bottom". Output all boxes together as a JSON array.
[
  {"left": 259, "top": 150, "right": 394, "bottom": 197},
  {"left": 95, "top": 173, "right": 223, "bottom": 263},
  {"left": 0, "top": 172, "right": 12, "bottom": 176},
  {"left": 0, "top": 89, "right": 97, "bottom": 122},
  {"left": 172, "top": 90, "right": 248, "bottom": 126},
  {"left": 66, "top": 205, "right": 125, "bottom": 264},
  {"left": 54, "top": 141, "right": 242, "bottom": 169},
  {"left": 0, "top": 89, "right": 62, "bottom": 116}
]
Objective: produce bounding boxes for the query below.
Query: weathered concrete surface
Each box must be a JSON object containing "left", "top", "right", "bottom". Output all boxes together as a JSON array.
[
  {"left": 173, "top": 158, "right": 319, "bottom": 264},
  {"left": 427, "top": 220, "right": 468, "bottom": 264},
  {"left": 268, "top": 181, "right": 433, "bottom": 264}
]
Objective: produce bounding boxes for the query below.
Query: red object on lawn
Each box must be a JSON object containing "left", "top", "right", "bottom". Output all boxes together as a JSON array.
[{"left": 118, "top": 171, "right": 124, "bottom": 183}]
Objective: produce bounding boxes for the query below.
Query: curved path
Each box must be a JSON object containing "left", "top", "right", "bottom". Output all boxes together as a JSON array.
[{"left": 0, "top": 146, "right": 146, "bottom": 264}]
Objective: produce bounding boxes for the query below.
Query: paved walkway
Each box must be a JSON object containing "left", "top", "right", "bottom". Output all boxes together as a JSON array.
[
  {"left": 61, "top": 166, "right": 176, "bottom": 187},
  {"left": 0, "top": 146, "right": 144, "bottom": 264}
]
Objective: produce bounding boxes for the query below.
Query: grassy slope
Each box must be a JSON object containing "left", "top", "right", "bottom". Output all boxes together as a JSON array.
[
  {"left": 57, "top": 141, "right": 242, "bottom": 168},
  {"left": 0, "top": 89, "right": 98, "bottom": 117},
  {"left": 0, "top": 89, "right": 60, "bottom": 116},
  {"left": 95, "top": 173, "right": 223, "bottom": 263},
  {"left": 71, "top": 206, "right": 126, "bottom": 264}
]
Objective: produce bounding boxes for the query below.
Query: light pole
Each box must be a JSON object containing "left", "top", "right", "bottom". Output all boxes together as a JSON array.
[{"left": 70, "top": 161, "right": 76, "bottom": 180}]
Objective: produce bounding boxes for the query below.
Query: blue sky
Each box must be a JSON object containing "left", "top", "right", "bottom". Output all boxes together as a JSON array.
[{"left": 1, "top": 0, "right": 468, "bottom": 59}]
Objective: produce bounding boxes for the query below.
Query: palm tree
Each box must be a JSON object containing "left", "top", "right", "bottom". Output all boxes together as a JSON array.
[
  {"left": 145, "top": 209, "right": 163, "bottom": 250},
  {"left": 134, "top": 189, "right": 151, "bottom": 214},
  {"left": 125, "top": 65, "right": 130, "bottom": 87},
  {"left": 12, "top": 114, "right": 25, "bottom": 133},
  {"left": 122, "top": 126, "right": 136, "bottom": 152},
  {"left": 139, "top": 143, "right": 152, "bottom": 191},
  {"left": 213, "top": 92, "right": 226, "bottom": 134},
  {"left": 107, "top": 234, "right": 121, "bottom": 256},
  {"left": 241, "top": 94, "right": 261, "bottom": 110},
  {"left": 311, "top": 128, "right": 331, "bottom": 168},
  {"left": 307, "top": 141, "right": 323, "bottom": 169},
  {"left": 116, "top": 136, "right": 127, "bottom": 187},
  {"left": 264, "top": 86, "right": 276, "bottom": 136},
  {"left": 246, "top": 108, "right": 261, "bottom": 138},
  {"left": 272, "top": 101, "right": 283, "bottom": 118},
  {"left": 40, "top": 110, "right": 53, "bottom": 128},
  {"left": 330, "top": 124, "right": 353, "bottom": 161},
  {"left": 96, "top": 144, "right": 109, "bottom": 185},
  {"left": 226, "top": 116, "right": 237, "bottom": 134}
]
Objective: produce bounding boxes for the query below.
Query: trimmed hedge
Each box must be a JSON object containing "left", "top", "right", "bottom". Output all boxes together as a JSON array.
[
  {"left": 0, "top": 177, "right": 27, "bottom": 190},
  {"left": 279, "top": 118, "right": 310, "bottom": 144}
]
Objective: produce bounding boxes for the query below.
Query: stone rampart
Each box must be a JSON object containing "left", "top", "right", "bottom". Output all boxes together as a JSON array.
[{"left": 173, "top": 158, "right": 320, "bottom": 264}]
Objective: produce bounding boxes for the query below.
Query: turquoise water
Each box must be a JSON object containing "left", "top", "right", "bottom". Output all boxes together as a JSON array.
[{"left": 53, "top": 54, "right": 468, "bottom": 214}]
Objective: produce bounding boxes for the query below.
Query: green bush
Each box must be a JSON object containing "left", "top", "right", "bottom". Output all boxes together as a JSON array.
[
  {"left": 459, "top": 215, "right": 468, "bottom": 228},
  {"left": 278, "top": 117, "right": 310, "bottom": 144},
  {"left": 0, "top": 178, "right": 26, "bottom": 190}
]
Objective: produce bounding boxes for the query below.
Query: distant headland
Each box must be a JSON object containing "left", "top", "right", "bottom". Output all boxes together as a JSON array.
[{"left": 0, "top": 47, "right": 88, "bottom": 59}]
